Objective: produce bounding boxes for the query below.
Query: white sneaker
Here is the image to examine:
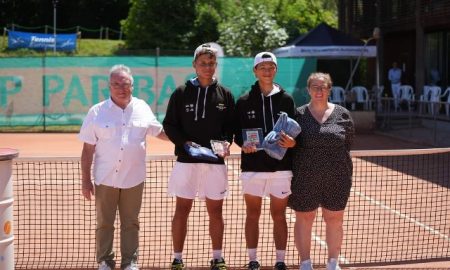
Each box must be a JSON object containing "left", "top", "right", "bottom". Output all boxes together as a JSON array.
[
  {"left": 124, "top": 262, "right": 139, "bottom": 270},
  {"left": 300, "top": 259, "right": 314, "bottom": 270},
  {"left": 326, "top": 258, "right": 341, "bottom": 270},
  {"left": 98, "top": 261, "right": 112, "bottom": 270}
]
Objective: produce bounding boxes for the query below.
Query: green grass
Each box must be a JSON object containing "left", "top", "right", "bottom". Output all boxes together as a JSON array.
[
  {"left": 0, "top": 36, "right": 124, "bottom": 132},
  {"left": 0, "top": 35, "right": 124, "bottom": 57}
]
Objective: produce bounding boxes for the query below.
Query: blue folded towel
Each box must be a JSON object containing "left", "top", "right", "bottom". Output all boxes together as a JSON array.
[
  {"left": 184, "top": 142, "right": 219, "bottom": 162},
  {"left": 262, "top": 112, "right": 301, "bottom": 160}
]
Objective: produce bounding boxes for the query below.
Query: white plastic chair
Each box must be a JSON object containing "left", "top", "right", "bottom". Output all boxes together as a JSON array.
[
  {"left": 371, "top": 85, "right": 384, "bottom": 112},
  {"left": 350, "top": 86, "right": 370, "bottom": 110},
  {"left": 419, "top": 86, "right": 432, "bottom": 114},
  {"left": 441, "top": 87, "right": 450, "bottom": 117},
  {"left": 398, "top": 85, "right": 415, "bottom": 111},
  {"left": 329, "top": 86, "right": 346, "bottom": 105},
  {"left": 428, "top": 86, "right": 442, "bottom": 115}
]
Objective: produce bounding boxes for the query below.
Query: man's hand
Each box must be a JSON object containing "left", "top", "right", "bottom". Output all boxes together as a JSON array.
[
  {"left": 81, "top": 180, "right": 94, "bottom": 200},
  {"left": 80, "top": 143, "right": 95, "bottom": 200},
  {"left": 278, "top": 130, "right": 296, "bottom": 148},
  {"left": 217, "top": 141, "right": 231, "bottom": 158},
  {"left": 241, "top": 143, "right": 258, "bottom": 154}
]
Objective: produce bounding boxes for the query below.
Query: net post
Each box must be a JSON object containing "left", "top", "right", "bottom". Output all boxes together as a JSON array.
[{"left": 0, "top": 148, "right": 19, "bottom": 270}]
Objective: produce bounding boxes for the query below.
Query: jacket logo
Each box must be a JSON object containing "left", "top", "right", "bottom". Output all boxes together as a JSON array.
[
  {"left": 216, "top": 103, "right": 226, "bottom": 111},
  {"left": 185, "top": 104, "right": 194, "bottom": 112},
  {"left": 247, "top": 110, "right": 256, "bottom": 119}
]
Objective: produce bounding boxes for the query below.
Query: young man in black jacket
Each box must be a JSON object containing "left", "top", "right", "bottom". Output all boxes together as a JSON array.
[
  {"left": 233, "top": 52, "right": 296, "bottom": 270},
  {"left": 163, "top": 43, "right": 235, "bottom": 270}
]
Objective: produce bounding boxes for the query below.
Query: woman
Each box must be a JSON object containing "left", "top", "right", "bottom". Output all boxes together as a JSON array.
[
  {"left": 234, "top": 52, "right": 296, "bottom": 270},
  {"left": 289, "top": 72, "right": 355, "bottom": 270}
]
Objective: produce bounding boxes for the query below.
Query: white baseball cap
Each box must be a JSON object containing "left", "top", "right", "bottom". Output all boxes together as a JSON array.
[
  {"left": 253, "top": 52, "right": 277, "bottom": 68},
  {"left": 193, "top": 43, "right": 218, "bottom": 60}
]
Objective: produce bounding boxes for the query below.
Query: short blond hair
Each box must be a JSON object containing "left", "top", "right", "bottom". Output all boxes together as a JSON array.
[{"left": 307, "top": 72, "right": 332, "bottom": 88}]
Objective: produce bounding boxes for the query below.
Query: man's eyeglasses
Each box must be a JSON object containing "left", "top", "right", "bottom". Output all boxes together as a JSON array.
[
  {"left": 110, "top": 82, "right": 132, "bottom": 89},
  {"left": 309, "top": 85, "right": 330, "bottom": 92}
]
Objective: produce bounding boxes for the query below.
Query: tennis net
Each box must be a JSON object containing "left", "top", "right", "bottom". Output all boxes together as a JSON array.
[{"left": 11, "top": 148, "right": 450, "bottom": 269}]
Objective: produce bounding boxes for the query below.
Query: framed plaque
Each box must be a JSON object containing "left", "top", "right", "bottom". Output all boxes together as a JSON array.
[
  {"left": 210, "top": 140, "right": 228, "bottom": 156},
  {"left": 242, "top": 128, "right": 264, "bottom": 150}
]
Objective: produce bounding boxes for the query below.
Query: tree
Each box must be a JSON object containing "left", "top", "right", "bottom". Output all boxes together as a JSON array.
[
  {"left": 121, "top": 0, "right": 196, "bottom": 50},
  {"left": 274, "top": 0, "right": 338, "bottom": 42},
  {"left": 121, "top": 0, "right": 337, "bottom": 53},
  {"left": 182, "top": 2, "right": 221, "bottom": 47},
  {"left": 122, "top": 0, "right": 238, "bottom": 51},
  {"left": 218, "top": 3, "right": 288, "bottom": 56}
]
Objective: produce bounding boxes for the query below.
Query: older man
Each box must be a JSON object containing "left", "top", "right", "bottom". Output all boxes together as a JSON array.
[{"left": 79, "top": 64, "right": 167, "bottom": 270}]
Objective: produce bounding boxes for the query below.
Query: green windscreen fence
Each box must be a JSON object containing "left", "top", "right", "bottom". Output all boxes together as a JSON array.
[{"left": 0, "top": 56, "right": 315, "bottom": 131}]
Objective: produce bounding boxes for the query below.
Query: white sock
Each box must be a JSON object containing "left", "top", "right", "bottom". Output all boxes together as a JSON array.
[
  {"left": 213, "top": 249, "right": 222, "bottom": 260},
  {"left": 174, "top": 252, "right": 182, "bottom": 260},
  {"left": 276, "top": 250, "right": 286, "bottom": 262},
  {"left": 300, "top": 259, "right": 313, "bottom": 270},
  {"left": 301, "top": 259, "right": 312, "bottom": 265},
  {"left": 327, "top": 258, "right": 340, "bottom": 270},
  {"left": 248, "top": 248, "right": 258, "bottom": 262}
]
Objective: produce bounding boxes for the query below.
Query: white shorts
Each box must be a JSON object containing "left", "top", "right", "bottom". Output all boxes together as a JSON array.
[
  {"left": 240, "top": 171, "right": 292, "bottom": 199},
  {"left": 168, "top": 162, "right": 228, "bottom": 200}
]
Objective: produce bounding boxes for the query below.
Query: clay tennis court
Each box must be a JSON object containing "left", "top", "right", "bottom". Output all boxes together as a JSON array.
[{"left": 1, "top": 132, "right": 449, "bottom": 269}]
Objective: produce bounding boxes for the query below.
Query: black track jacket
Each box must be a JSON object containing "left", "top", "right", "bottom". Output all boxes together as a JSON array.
[
  {"left": 163, "top": 78, "right": 235, "bottom": 164},
  {"left": 234, "top": 82, "right": 295, "bottom": 172}
]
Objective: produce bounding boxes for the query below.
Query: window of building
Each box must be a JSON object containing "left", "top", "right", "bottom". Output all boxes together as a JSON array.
[{"left": 425, "top": 32, "right": 444, "bottom": 87}]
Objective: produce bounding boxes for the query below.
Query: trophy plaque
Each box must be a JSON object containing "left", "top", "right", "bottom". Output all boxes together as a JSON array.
[
  {"left": 210, "top": 140, "right": 228, "bottom": 156},
  {"left": 242, "top": 128, "right": 264, "bottom": 150}
]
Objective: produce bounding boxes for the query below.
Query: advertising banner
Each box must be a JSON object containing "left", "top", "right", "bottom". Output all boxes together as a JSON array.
[
  {"left": 0, "top": 56, "right": 315, "bottom": 128},
  {"left": 8, "top": 30, "right": 77, "bottom": 51}
]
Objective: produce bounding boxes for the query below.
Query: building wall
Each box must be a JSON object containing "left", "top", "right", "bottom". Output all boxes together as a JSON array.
[
  {"left": 339, "top": 0, "right": 450, "bottom": 96},
  {"left": 383, "top": 31, "right": 415, "bottom": 86}
]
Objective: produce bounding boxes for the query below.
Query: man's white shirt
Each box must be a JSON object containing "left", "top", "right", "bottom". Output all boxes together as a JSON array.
[
  {"left": 388, "top": 68, "right": 402, "bottom": 84},
  {"left": 79, "top": 97, "right": 162, "bottom": 188}
]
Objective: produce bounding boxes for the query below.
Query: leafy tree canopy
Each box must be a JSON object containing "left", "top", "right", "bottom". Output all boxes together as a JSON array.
[
  {"left": 274, "top": 0, "right": 337, "bottom": 42},
  {"left": 218, "top": 3, "right": 288, "bottom": 56},
  {"left": 122, "top": 0, "right": 196, "bottom": 50},
  {"left": 122, "top": 0, "right": 337, "bottom": 55}
]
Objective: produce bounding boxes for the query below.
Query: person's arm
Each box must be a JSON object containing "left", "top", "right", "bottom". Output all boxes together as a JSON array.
[
  {"left": 81, "top": 143, "right": 95, "bottom": 200},
  {"left": 232, "top": 98, "right": 254, "bottom": 153},
  {"left": 163, "top": 88, "right": 189, "bottom": 146},
  {"left": 156, "top": 129, "right": 169, "bottom": 141},
  {"left": 278, "top": 95, "right": 297, "bottom": 148},
  {"left": 221, "top": 91, "right": 236, "bottom": 157},
  {"left": 345, "top": 114, "right": 355, "bottom": 151},
  {"left": 143, "top": 101, "right": 169, "bottom": 141},
  {"left": 278, "top": 131, "right": 296, "bottom": 148},
  {"left": 232, "top": 99, "right": 245, "bottom": 148}
]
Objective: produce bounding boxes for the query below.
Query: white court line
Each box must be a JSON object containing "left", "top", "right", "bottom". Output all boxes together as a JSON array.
[
  {"left": 352, "top": 189, "right": 450, "bottom": 242},
  {"left": 287, "top": 213, "right": 350, "bottom": 265}
]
